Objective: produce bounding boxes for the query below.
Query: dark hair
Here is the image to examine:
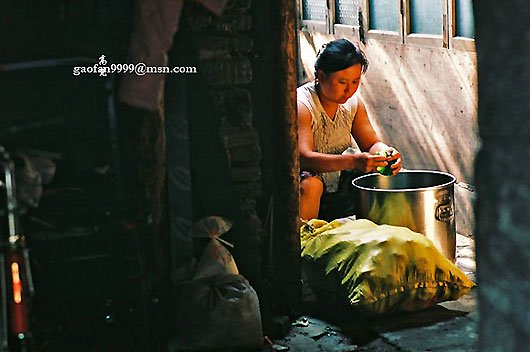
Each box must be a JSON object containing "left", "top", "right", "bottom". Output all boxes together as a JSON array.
[{"left": 314, "top": 38, "right": 369, "bottom": 77}]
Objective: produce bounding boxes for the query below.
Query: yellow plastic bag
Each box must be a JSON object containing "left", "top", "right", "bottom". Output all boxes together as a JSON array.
[{"left": 300, "top": 218, "right": 475, "bottom": 314}]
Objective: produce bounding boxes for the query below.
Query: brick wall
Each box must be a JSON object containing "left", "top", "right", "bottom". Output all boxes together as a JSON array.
[
  {"left": 184, "top": 0, "right": 263, "bottom": 225},
  {"left": 181, "top": 0, "right": 301, "bottom": 315}
]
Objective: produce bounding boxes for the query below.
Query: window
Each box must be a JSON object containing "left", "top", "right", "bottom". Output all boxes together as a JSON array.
[
  {"left": 369, "top": 0, "right": 399, "bottom": 32},
  {"left": 299, "top": 0, "right": 475, "bottom": 50},
  {"left": 300, "top": 0, "right": 328, "bottom": 33},
  {"left": 334, "top": 0, "right": 361, "bottom": 37},
  {"left": 449, "top": 0, "right": 475, "bottom": 51},
  {"left": 362, "top": 0, "right": 401, "bottom": 42},
  {"left": 404, "top": 0, "right": 444, "bottom": 46}
]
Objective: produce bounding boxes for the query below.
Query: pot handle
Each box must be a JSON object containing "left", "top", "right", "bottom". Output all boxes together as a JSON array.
[{"left": 435, "top": 195, "right": 454, "bottom": 222}]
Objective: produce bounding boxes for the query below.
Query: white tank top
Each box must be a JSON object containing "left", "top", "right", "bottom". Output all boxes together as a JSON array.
[{"left": 297, "top": 81, "right": 359, "bottom": 192}]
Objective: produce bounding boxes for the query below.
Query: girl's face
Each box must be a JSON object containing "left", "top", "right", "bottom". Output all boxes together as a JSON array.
[{"left": 317, "top": 63, "right": 362, "bottom": 104}]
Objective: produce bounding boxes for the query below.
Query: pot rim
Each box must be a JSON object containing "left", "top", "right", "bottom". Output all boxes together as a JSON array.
[{"left": 352, "top": 169, "right": 456, "bottom": 193}]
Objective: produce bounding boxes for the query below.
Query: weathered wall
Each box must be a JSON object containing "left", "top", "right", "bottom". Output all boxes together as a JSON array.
[{"left": 299, "top": 32, "right": 478, "bottom": 236}]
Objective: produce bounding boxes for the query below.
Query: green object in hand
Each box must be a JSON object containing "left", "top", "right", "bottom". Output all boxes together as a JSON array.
[{"left": 376, "top": 150, "right": 396, "bottom": 176}]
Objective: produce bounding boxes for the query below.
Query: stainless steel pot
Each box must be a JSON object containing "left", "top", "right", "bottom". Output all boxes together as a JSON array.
[{"left": 352, "top": 170, "right": 456, "bottom": 262}]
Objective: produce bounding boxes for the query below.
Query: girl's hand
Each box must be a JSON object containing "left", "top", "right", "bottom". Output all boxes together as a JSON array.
[
  {"left": 386, "top": 148, "right": 402, "bottom": 175},
  {"left": 352, "top": 152, "right": 388, "bottom": 173}
]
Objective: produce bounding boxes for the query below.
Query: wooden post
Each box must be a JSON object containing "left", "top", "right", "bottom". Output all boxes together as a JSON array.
[
  {"left": 117, "top": 104, "right": 169, "bottom": 350},
  {"left": 273, "top": 0, "right": 301, "bottom": 313}
]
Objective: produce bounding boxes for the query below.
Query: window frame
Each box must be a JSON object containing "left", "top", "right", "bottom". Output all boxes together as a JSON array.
[
  {"left": 333, "top": 0, "right": 361, "bottom": 38},
  {"left": 299, "top": 0, "right": 329, "bottom": 34},
  {"left": 359, "top": 0, "right": 402, "bottom": 43},
  {"left": 448, "top": 0, "right": 476, "bottom": 51},
  {"left": 298, "top": 0, "right": 475, "bottom": 51},
  {"left": 300, "top": 19, "right": 328, "bottom": 33},
  {"left": 403, "top": 0, "right": 447, "bottom": 48}
]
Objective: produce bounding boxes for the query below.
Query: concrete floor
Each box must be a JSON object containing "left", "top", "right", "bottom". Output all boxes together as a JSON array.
[{"left": 263, "top": 234, "right": 477, "bottom": 352}]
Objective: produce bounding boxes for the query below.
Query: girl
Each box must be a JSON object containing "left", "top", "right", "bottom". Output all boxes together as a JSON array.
[{"left": 297, "top": 38, "right": 401, "bottom": 220}]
